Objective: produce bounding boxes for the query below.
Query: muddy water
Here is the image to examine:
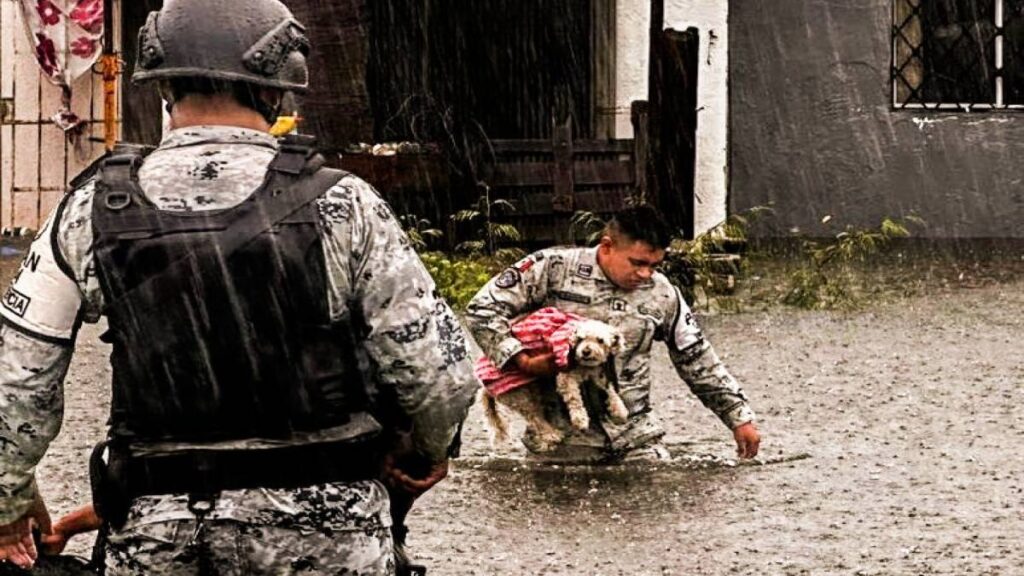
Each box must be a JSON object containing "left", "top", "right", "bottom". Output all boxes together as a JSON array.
[
  {"left": 408, "top": 280, "right": 1023, "bottom": 575},
  {"left": 3, "top": 245, "right": 1020, "bottom": 575}
]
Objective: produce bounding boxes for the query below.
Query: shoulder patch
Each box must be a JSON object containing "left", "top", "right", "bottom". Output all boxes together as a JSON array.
[
  {"left": 495, "top": 268, "right": 521, "bottom": 289},
  {"left": 576, "top": 263, "right": 593, "bottom": 278},
  {"left": 2, "top": 287, "right": 31, "bottom": 317},
  {"left": 515, "top": 257, "right": 535, "bottom": 273}
]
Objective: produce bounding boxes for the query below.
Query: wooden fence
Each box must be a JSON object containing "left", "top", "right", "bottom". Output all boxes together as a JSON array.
[{"left": 481, "top": 107, "right": 650, "bottom": 244}]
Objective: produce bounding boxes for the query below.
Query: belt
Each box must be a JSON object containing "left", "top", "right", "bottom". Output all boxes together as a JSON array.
[{"left": 115, "top": 438, "right": 383, "bottom": 497}]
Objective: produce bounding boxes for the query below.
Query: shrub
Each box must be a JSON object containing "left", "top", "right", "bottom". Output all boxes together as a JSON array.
[
  {"left": 660, "top": 207, "right": 772, "bottom": 306},
  {"left": 420, "top": 252, "right": 511, "bottom": 311},
  {"left": 782, "top": 216, "right": 922, "bottom": 309}
]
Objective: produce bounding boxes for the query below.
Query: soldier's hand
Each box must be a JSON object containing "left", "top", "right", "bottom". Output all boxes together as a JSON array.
[
  {"left": 383, "top": 453, "right": 449, "bottom": 497},
  {"left": 0, "top": 491, "right": 51, "bottom": 569},
  {"left": 39, "top": 527, "right": 69, "bottom": 556},
  {"left": 733, "top": 422, "right": 760, "bottom": 459},
  {"left": 39, "top": 504, "right": 102, "bottom": 556},
  {"left": 514, "top": 351, "right": 558, "bottom": 377}
]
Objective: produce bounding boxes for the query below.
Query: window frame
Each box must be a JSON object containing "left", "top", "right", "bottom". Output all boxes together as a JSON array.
[{"left": 892, "top": 0, "right": 1024, "bottom": 111}]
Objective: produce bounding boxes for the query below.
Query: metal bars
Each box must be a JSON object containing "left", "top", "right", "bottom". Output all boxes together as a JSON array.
[{"left": 890, "top": 0, "right": 1024, "bottom": 110}]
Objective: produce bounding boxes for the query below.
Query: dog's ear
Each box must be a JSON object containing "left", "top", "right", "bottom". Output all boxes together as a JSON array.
[
  {"left": 569, "top": 325, "right": 582, "bottom": 347},
  {"left": 611, "top": 330, "right": 626, "bottom": 354}
]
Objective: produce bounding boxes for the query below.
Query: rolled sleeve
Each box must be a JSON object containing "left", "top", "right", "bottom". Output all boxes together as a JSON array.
[{"left": 493, "top": 337, "right": 526, "bottom": 370}]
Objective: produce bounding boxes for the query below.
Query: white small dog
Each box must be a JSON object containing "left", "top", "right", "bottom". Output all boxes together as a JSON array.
[
  {"left": 556, "top": 319, "right": 630, "bottom": 431},
  {"left": 482, "top": 319, "right": 629, "bottom": 451}
]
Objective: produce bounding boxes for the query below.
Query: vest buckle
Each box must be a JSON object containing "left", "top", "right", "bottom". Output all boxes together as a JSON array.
[{"left": 104, "top": 191, "right": 132, "bottom": 210}]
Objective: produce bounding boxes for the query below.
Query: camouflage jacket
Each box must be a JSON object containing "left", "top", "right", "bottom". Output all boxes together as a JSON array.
[
  {"left": 464, "top": 246, "right": 756, "bottom": 453},
  {"left": 0, "top": 126, "right": 478, "bottom": 525}
]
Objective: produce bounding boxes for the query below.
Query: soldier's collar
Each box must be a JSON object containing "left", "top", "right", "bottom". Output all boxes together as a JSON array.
[
  {"left": 158, "top": 125, "right": 279, "bottom": 151},
  {"left": 586, "top": 246, "right": 654, "bottom": 290}
]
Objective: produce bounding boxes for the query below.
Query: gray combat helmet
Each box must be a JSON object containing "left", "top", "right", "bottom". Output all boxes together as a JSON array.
[{"left": 131, "top": 0, "right": 310, "bottom": 92}]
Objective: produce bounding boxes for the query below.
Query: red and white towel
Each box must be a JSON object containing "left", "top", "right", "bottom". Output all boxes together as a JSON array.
[{"left": 475, "top": 307, "right": 583, "bottom": 396}]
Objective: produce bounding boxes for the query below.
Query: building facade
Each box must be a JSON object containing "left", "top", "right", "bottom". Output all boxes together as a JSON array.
[
  {"left": 731, "top": 0, "right": 1024, "bottom": 238},
  {"left": 1, "top": 0, "right": 733, "bottom": 238}
]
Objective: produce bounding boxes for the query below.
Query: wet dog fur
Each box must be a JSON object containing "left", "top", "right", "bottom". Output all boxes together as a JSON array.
[{"left": 482, "top": 319, "right": 628, "bottom": 451}]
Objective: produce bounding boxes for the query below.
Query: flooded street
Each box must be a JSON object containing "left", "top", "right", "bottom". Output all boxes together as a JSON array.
[
  {"left": 16, "top": 245, "right": 1022, "bottom": 575},
  {"left": 414, "top": 278, "right": 1024, "bottom": 575}
]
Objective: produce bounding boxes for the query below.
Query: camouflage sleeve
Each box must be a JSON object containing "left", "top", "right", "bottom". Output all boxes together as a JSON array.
[
  {"left": 0, "top": 194, "right": 82, "bottom": 523},
  {"left": 317, "top": 177, "right": 478, "bottom": 462},
  {"left": 662, "top": 285, "right": 756, "bottom": 429},
  {"left": 463, "top": 251, "right": 551, "bottom": 369},
  {"left": 0, "top": 327, "right": 71, "bottom": 524}
]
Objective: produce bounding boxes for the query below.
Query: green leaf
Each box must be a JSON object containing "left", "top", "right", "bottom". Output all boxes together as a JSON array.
[
  {"left": 491, "top": 199, "right": 517, "bottom": 212},
  {"left": 452, "top": 209, "right": 481, "bottom": 222}
]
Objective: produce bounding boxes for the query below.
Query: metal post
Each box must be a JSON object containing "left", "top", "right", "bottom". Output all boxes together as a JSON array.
[{"left": 101, "top": 0, "right": 120, "bottom": 151}]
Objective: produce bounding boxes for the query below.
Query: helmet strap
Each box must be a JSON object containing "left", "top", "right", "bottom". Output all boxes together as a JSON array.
[{"left": 254, "top": 98, "right": 282, "bottom": 125}]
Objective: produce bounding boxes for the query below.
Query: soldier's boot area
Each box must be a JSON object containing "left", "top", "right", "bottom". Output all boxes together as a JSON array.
[
  {"left": 0, "top": 556, "right": 96, "bottom": 576},
  {"left": 392, "top": 524, "right": 427, "bottom": 576}
]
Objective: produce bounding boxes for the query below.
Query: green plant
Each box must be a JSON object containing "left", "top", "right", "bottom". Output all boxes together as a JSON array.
[
  {"left": 782, "top": 216, "right": 920, "bottom": 309},
  {"left": 570, "top": 210, "right": 607, "bottom": 246},
  {"left": 719, "top": 206, "right": 775, "bottom": 243},
  {"left": 399, "top": 214, "right": 444, "bottom": 252},
  {"left": 452, "top": 186, "right": 523, "bottom": 257},
  {"left": 419, "top": 252, "right": 507, "bottom": 311},
  {"left": 659, "top": 206, "right": 772, "bottom": 307}
]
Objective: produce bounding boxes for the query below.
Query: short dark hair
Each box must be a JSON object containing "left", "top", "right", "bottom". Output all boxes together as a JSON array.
[
  {"left": 606, "top": 205, "right": 674, "bottom": 249},
  {"left": 163, "top": 78, "right": 279, "bottom": 122}
]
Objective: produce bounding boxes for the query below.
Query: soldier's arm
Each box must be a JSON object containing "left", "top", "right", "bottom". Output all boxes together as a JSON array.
[
  {"left": 317, "top": 178, "right": 477, "bottom": 463},
  {"left": 0, "top": 188, "right": 90, "bottom": 526},
  {"left": 464, "top": 251, "right": 552, "bottom": 369},
  {"left": 661, "top": 285, "right": 756, "bottom": 430}
]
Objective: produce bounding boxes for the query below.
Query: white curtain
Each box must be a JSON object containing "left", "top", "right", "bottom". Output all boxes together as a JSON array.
[{"left": 18, "top": 0, "right": 105, "bottom": 132}]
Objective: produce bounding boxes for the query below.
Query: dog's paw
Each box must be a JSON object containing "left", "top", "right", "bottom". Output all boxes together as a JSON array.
[
  {"left": 525, "top": 426, "right": 566, "bottom": 453},
  {"left": 608, "top": 395, "right": 629, "bottom": 423},
  {"left": 569, "top": 408, "right": 591, "bottom": 431}
]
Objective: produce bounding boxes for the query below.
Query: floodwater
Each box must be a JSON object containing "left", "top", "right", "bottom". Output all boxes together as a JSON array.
[{"left": 5, "top": 246, "right": 1021, "bottom": 575}]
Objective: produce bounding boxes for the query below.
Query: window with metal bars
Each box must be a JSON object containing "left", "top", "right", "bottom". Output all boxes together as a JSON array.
[{"left": 893, "top": 0, "right": 1024, "bottom": 109}]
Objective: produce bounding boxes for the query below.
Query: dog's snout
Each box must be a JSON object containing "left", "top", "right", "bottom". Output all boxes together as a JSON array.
[{"left": 581, "top": 348, "right": 592, "bottom": 357}]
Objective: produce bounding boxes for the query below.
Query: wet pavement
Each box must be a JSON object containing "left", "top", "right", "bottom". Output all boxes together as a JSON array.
[{"left": 6, "top": 242, "right": 1021, "bottom": 575}]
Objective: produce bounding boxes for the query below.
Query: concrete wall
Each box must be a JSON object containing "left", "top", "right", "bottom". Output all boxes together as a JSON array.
[
  {"left": 615, "top": 0, "right": 730, "bottom": 236},
  {"left": 0, "top": 0, "right": 115, "bottom": 231},
  {"left": 731, "top": 0, "right": 1024, "bottom": 238},
  {"left": 614, "top": 0, "right": 650, "bottom": 139},
  {"left": 665, "top": 0, "right": 729, "bottom": 237}
]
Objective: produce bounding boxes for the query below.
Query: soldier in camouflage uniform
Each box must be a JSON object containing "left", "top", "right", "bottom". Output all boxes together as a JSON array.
[
  {"left": 0, "top": 0, "right": 477, "bottom": 573},
  {"left": 465, "top": 205, "right": 760, "bottom": 463}
]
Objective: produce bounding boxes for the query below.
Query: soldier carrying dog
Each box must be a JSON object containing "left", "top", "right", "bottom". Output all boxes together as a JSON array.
[
  {"left": 465, "top": 205, "right": 761, "bottom": 463},
  {"left": 0, "top": 0, "right": 477, "bottom": 572}
]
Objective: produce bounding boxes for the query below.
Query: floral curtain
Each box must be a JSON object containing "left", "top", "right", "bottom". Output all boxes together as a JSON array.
[{"left": 18, "top": 0, "right": 104, "bottom": 133}]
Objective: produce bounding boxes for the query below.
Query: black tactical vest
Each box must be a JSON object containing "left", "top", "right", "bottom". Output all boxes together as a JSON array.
[{"left": 90, "top": 138, "right": 376, "bottom": 453}]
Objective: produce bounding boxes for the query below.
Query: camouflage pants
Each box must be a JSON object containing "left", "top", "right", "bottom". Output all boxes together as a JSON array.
[{"left": 103, "top": 518, "right": 395, "bottom": 575}]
